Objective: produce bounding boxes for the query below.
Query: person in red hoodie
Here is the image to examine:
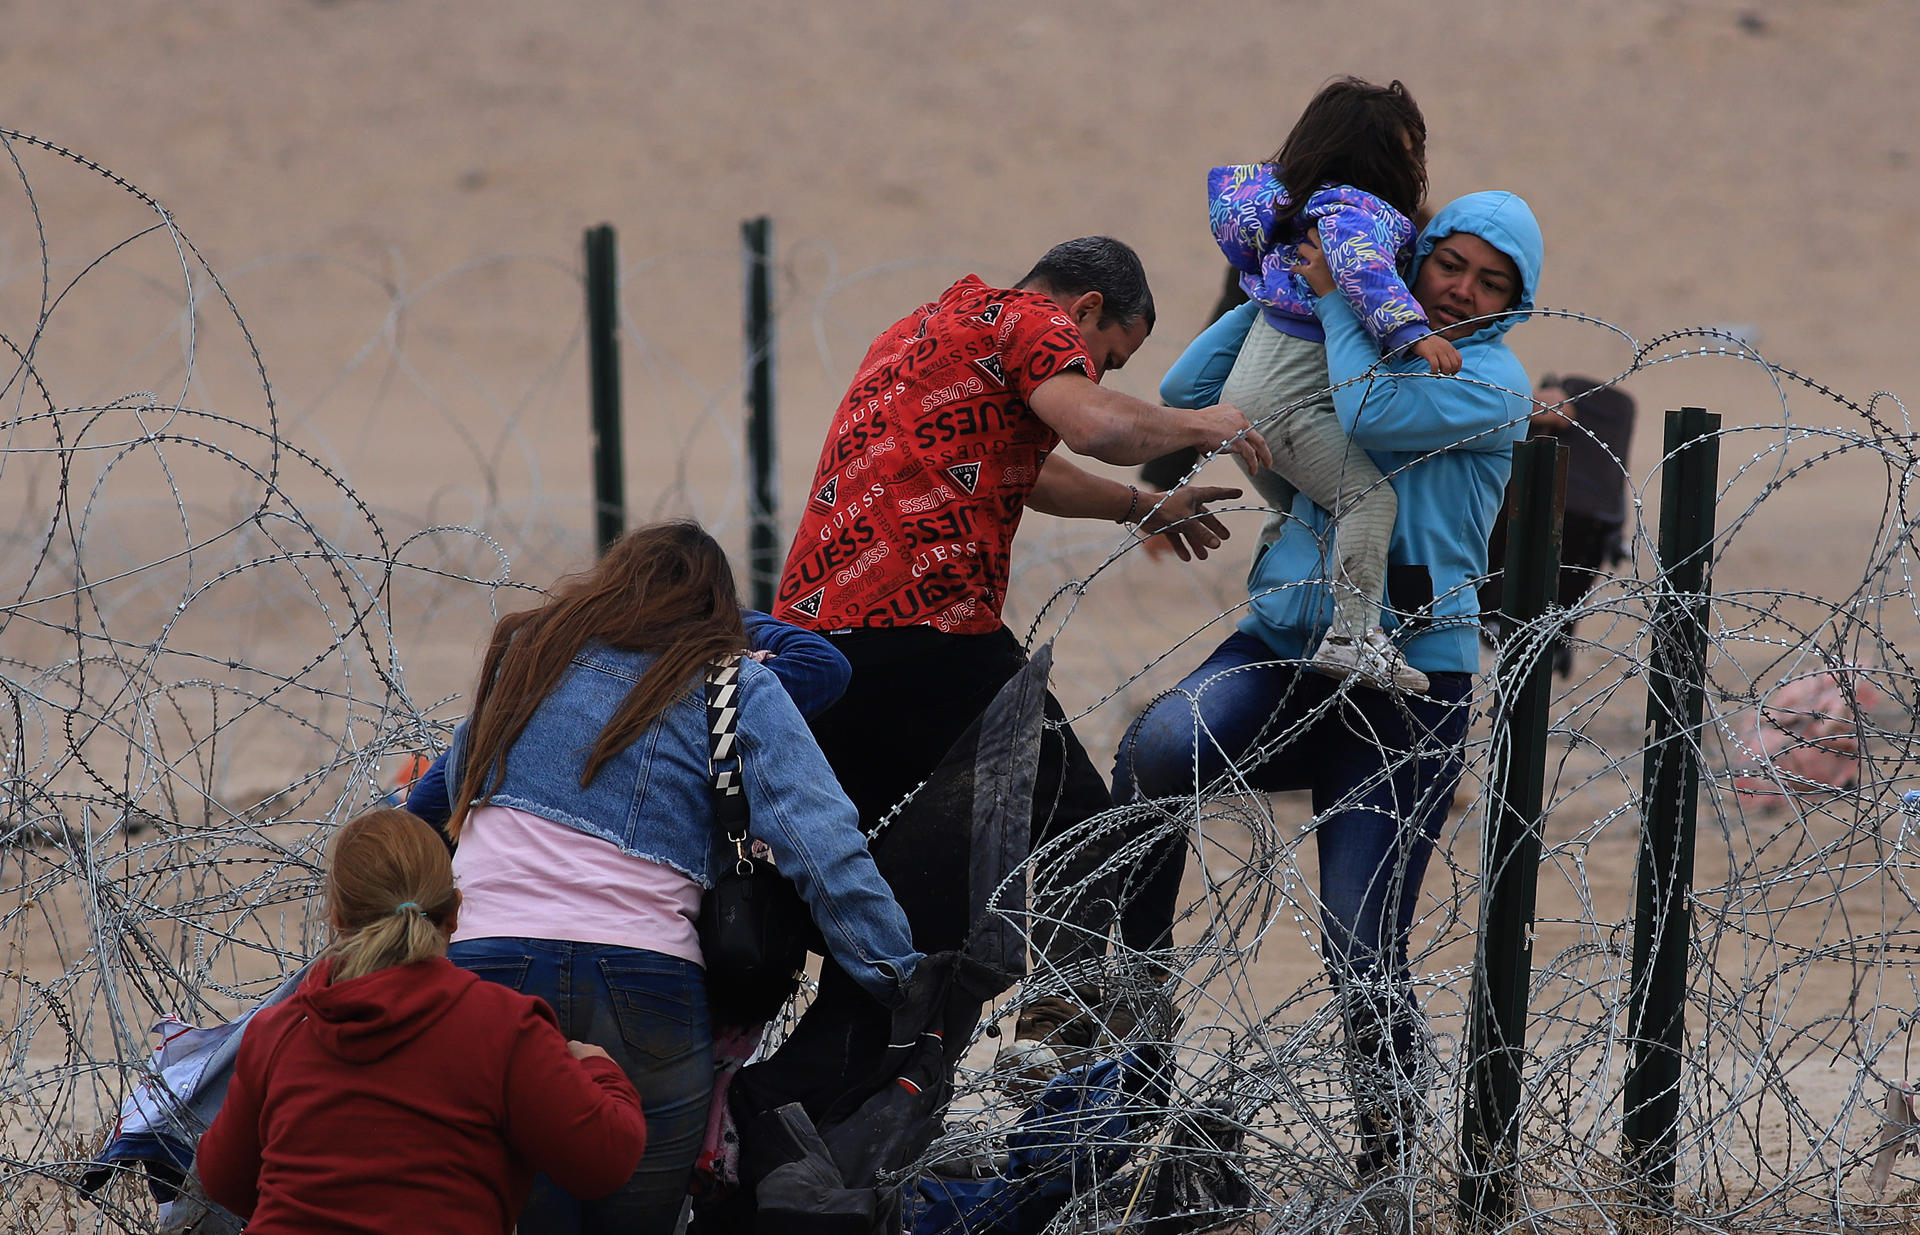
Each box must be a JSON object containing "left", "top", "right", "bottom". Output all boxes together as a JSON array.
[{"left": 196, "top": 808, "right": 647, "bottom": 1233}]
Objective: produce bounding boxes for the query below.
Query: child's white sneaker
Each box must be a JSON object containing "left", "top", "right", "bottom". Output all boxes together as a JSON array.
[{"left": 1310, "top": 628, "right": 1430, "bottom": 693}]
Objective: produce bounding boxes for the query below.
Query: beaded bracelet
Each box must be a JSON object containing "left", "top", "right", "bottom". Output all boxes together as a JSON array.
[{"left": 1117, "top": 484, "right": 1141, "bottom": 525}]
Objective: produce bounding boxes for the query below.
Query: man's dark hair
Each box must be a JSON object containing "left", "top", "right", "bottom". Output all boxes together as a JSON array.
[
  {"left": 1017, "top": 236, "right": 1156, "bottom": 331},
  {"left": 1268, "top": 76, "right": 1428, "bottom": 233}
]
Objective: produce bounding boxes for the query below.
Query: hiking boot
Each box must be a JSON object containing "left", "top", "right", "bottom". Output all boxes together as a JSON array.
[
  {"left": 1349, "top": 1119, "right": 1416, "bottom": 1235},
  {"left": 1310, "top": 629, "right": 1430, "bottom": 694},
  {"left": 1350, "top": 1162, "right": 1412, "bottom": 1235},
  {"left": 992, "top": 994, "right": 1099, "bottom": 1099},
  {"left": 1350, "top": 1189, "right": 1412, "bottom": 1235}
]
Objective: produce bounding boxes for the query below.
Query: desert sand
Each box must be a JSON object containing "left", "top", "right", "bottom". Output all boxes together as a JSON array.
[{"left": 3, "top": 1, "right": 1918, "bottom": 1229}]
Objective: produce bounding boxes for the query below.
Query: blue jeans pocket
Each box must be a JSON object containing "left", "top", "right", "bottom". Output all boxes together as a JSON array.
[
  {"left": 447, "top": 945, "right": 533, "bottom": 995},
  {"left": 598, "top": 953, "right": 708, "bottom": 1062}
]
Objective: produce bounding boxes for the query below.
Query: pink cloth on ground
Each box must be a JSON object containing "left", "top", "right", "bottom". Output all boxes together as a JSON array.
[
  {"left": 692, "top": 1023, "right": 766, "bottom": 1196},
  {"left": 1730, "top": 669, "right": 1880, "bottom": 810},
  {"left": 451, "top": 804, "right": 704, "bottom": 965}
]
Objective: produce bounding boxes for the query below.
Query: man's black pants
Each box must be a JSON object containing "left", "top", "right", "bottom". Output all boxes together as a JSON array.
[{"left": 730, "top": 624, "right": 1113, "bottom": 1129}]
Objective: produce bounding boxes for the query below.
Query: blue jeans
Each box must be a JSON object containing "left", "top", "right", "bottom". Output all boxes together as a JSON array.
[
  {"left": 449, "top": 939, "right": 712, "bottom": 1235},
  {"left": 1112, "top": 631, "right": 1471, "bottom": 1151}
]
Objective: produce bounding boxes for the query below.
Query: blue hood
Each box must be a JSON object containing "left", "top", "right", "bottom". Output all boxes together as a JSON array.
[{"left": 1414, "top": 190, "right": 1543, "bottom": 341}]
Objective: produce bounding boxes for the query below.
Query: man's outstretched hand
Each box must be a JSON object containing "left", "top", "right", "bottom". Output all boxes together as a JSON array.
[
  {"left": 1138, "top": 484, "right": 1242, "bottom": 562},
  {"left": 1189, "top": 401, "right": 1273, "bottom": 475}
]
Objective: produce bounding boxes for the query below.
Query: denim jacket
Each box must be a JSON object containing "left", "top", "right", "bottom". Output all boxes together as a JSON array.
[
  {"left": 408, "top": 610, "right": 847, "bottom": 824},
  {"left": 444, "top": 646, "right": 920, "bottom": 1005}
]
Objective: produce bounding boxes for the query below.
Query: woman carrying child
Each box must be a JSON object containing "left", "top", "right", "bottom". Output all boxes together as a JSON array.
[
  {"left": 196, "top": 808, "right": 647, "bottom": 1232},
  {"left": 1181, "top": 75, "right": 1455, "bottom": 691},
  {"left": 1119, "top": 189, "right": 1542, "bottom": 1196},
  {"left": 433, "top": 520, "right": 922, "bottom": 1235}
]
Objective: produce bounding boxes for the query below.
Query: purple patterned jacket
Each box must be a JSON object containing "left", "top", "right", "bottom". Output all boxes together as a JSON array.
[{"left": 1208, "top": 163, "right": 1430, "bottom": 352}]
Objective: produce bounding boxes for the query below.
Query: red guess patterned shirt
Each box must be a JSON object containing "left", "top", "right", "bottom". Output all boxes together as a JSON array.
[{"left": 775, "top": 276, "right": 1096, "bottom": 634}]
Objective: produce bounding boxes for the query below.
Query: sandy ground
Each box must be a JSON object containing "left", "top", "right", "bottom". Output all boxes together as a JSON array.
[{"left": 4, "top": 0, "right": 1920, "bottom": 1227}]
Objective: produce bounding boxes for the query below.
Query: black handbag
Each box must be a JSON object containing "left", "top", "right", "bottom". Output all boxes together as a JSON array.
[{"left": 696, "top": 656, "right": 812, "bottom": 1024}]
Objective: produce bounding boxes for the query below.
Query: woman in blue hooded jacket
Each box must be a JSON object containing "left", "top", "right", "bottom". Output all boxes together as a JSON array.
[{"left": 1114, "top": 191, "right": 1543, "bottom": 1180}]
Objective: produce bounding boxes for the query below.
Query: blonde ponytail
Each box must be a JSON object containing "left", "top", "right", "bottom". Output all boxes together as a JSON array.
[{"left": 324, "top": 809, "right": 459, "bottom": 983}]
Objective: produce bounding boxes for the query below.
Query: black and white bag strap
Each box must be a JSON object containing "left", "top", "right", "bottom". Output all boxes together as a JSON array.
[{"left": 705, "top": 655, "right": 750, "bottom": 857}]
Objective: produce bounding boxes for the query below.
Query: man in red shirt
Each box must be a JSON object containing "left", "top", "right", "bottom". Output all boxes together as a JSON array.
[
  {"left": 777, "top": 239, "right": 1265, "bottom": 635},
  {"left": 737, "top": 238, "right": 1268, "bottom": 1131}
]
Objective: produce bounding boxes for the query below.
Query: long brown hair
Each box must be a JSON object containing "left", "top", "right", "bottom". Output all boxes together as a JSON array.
[
  {"left": 1268, "top": 76, "right": 1428, "bottom": 235},
  {"left": 448, "top": 521, "right": 747, "bottom": 840},
  {"left": 326, "top": 809, "right": 460, "bottom": 983}
]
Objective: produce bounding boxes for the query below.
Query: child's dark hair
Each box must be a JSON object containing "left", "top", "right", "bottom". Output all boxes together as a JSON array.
[{"left": 1268, "top": 76, "right": 1428, "bottom": 234}]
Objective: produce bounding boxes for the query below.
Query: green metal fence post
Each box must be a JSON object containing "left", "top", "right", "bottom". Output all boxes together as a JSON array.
[
  {"left": 584, "top": 224, "right": 625, "bottom": 556},
  {"left": 1621, "top": 407, "right": 1721, "bottom": 1208},
  {"left": 743, "top": 216, "right": 777, "bottom": 611},
  {"left": 1458, "top": 436, "right": 1566, "bottom": 1229}
]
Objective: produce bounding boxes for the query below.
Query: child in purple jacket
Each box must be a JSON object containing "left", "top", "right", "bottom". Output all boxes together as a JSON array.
[{"left": 1193, "top": 76, "right": 1454, "bottom": 692}]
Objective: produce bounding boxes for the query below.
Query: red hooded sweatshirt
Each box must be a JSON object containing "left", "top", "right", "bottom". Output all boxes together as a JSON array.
[{"left": 197, "top": 956, "right": 645, "bottom": 1233}]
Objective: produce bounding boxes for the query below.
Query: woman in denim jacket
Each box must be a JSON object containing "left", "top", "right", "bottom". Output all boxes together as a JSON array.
[{"left": 433, "top": 520, "right": 921, "bottom": 1235}]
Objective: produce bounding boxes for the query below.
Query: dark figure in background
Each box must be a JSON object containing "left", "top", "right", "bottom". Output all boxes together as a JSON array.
[{"left": 1478, "top": 374, "right": 1636, "bottom": 676}]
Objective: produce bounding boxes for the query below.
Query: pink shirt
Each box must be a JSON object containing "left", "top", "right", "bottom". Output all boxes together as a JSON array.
[{"left": 451, "top": 805, "right": 703, "bottom": 965}]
